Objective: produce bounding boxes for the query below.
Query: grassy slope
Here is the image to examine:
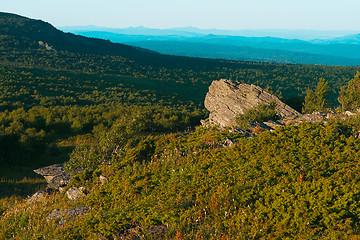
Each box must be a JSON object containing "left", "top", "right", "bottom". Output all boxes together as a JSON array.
[{"left": 2, "top": 121, "right": 360, "bottom": 238}]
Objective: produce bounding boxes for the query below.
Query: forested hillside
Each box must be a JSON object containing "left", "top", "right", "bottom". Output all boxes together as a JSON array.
[
  {"left": 1, "top": 13, "right": 360, "bottom": 109},
  {"left": 128, "top": 40, "right": 360, "bottom": 66},
  {"left": 2, "top": 12, "right": 360, "bottom": 239}
]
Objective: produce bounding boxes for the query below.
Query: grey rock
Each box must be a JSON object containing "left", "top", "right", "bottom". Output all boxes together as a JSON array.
[
  {"left": 34, "top": 163, "right": 71, "bottom": 191},
  {"left": 38, "top": 41, "right": 56, "bottom": 51},
  {"left": 34, "top": 164, "right": 65, "bottom": 183},
  {"left": 204, "top": 79, "right": 300, "bottom": 128},
  {"left": 34, "top": 164, "right": 63, "bottom": 181},
  {"left": 66, "top": 187, "right": 86, "bottom": 200},
  {"left": 46, "top": 209, "right": 63, "bottom": 221},
  {"left": 263, "top": 120, "right": 284, "bottom": 129},
  {"left": 220, "top": 139, "right": 235, "bottom": 148},
  {"left": 46, "top": 206, "right": 89, "bottom": 227},
  {"left": 47, "top": 172, "right": 71, "bottom": 189},
  {"left": 27, "top": 191, "right": 48, "bottom": 204}
]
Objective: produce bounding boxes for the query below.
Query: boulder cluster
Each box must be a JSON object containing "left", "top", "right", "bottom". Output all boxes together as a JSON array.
[
  {"left": 33, "top": 163, "right": 71, "bottom": 192},
  {"left": 29, "top": 164, "right": 88, "bottom": 227}
]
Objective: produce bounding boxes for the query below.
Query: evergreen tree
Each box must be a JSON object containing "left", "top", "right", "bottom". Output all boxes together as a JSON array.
[
  {"left": 302, "top": 78, "right": 330, "bottom": 113},
  {"left": 338, "top": 72, "right": 360, "bottom": 111}
]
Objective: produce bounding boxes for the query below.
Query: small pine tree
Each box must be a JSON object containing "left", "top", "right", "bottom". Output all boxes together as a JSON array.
[
  {"left": 302, "top": 78, "right": 330, "bottom": 113},
  {"left": 338, "top": 72, "right": 360, "bottom": 111},
  {"left": 236, "top": 101, "right": 280, "bottom": 128}
]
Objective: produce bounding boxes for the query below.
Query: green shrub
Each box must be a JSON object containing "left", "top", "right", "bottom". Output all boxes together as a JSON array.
[
  {"left": 236, "top": 101, "right": 280, "bottom": 128},
  {"left": 302, "top": 78, "right": 331, "bottom": 113},
  {"left": 338, "top": 72, "right": 360, "bottom": 111}
]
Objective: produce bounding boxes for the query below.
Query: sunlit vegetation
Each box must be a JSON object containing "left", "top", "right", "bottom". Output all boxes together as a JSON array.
[
  {"left": 302, "top": 78, "right": 331, "bottom": 113},
  {"left": 338, "top": 72, "right": 360, "bottom": 111},
  {"left": 3, "top": 120, "right": 360, "bottom": 238},
  {"left": 236, "top": 102, "right": 279, "bottom": 129}
]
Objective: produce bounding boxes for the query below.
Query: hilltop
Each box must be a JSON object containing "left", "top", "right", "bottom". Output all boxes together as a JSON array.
[{"left": 0, "top": 12, "right": 157, "bottom": 58}]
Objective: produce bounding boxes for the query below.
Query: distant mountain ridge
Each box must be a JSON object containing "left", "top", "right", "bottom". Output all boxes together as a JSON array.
[
  {"left": 2, "top": 12, "right": 360, "bottom": 67},
  {"left": 60, "top": 25, "right": 360, "bottom": 66},
  {"left": 312, "top": 34, "right": 360, "bottom": 45},
  {"left": 127, "top": 41, "right": 360, "bottom": 66},
  {"left": 60, "top": 25, "right": 204, "bottom": 37},
  {"left": 59, "top": 25, "right": 359, "bottom": 40}
]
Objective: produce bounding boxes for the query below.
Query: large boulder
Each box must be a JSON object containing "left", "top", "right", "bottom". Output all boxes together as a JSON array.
[{"left": 204, "top": 79, "right": 300, "bottom": 128}]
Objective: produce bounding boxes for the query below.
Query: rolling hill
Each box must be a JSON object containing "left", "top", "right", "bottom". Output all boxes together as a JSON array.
[
  {"left": 128, "top": 40, "right": 360, "bottom": 66},
  {"left": 1, "top": 12, "right": 360, "bottom": 109},
  {"left": 0, "top": 12, "right": 159, "bottom": 58},
  {"left": 62, "top": 26, "right": 360, "bottom": 66}
]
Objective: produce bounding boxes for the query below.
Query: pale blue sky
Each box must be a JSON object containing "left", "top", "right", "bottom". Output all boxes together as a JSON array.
[{"left": 2, "top": 0, "right": 360, "bottom": 30}]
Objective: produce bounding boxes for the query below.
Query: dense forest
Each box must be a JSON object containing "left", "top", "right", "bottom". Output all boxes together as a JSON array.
[{"left": 2, "top": 12, "right": 360, "bottom": 239}]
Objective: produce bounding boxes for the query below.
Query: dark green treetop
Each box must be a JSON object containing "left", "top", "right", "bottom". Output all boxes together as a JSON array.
[
  {"left": 302, "top": 78, "right": 330, "bottom": 113},
  {"left": 338, "top": 72, "right": 360, "bottom": 111}
]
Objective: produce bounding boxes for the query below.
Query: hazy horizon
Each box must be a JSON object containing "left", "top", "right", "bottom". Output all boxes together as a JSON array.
[
  {"left": 58, "top": 25, "right": 360, "bottom": 41},
  {"left": 58, "top": 25, "right": 360, "bottom": 32},
  {"left": 2, "top": 0, "right": 360, "bottom": 31}
]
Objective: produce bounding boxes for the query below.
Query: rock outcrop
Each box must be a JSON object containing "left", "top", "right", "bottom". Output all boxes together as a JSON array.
[
  {"left": 34, "top": 163, "right": 71, "bottom": 191},
  {"left": 38, "top": 41, "right": 56, "bottom": 51},
  {"left": 203, "top": 79, "right": 300, "bottom": 128}
]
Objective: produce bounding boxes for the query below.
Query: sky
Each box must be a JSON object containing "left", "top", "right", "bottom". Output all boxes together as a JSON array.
[{"left": 2, "top": 0, "right": 360, "bottom": 30}]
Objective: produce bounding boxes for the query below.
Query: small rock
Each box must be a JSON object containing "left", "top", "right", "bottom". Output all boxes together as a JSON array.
[
  {"left": 220, "top": 139, "right": 235, "bottom": 148},
  {"left": 229, "top": 127, "right": 252, "bottom": 138},
  {"left": 263, "top": 120, "right": 284, "bottom": 129},
  {"left": 344, "top": 111, "right": 356, "bottom": 116},
  {"left": 27, "top": 191, "right": 48, "bottom": 204},
  {"left": 46, "top": 206, "right": 89, "bottom": 227},
  {"left": 99, "top": 175, "right": 108, "bottom": 184},
  {"left": 46, "top": 209, "right": 63, "bottom": 221},
  {"left": 47, "top": 172, "right": 71, "bottom": 190},
  {"left": 66, "top": 187, "right": 86, "bottom": 200}
]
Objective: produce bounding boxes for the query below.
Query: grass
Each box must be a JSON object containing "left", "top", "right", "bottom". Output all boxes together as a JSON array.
[
  {"left": 0, "top": 144, "right": 74, "bottom": 199},
  {"left": 0, "top": 178, "right": 47, "bottom": 198}
]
